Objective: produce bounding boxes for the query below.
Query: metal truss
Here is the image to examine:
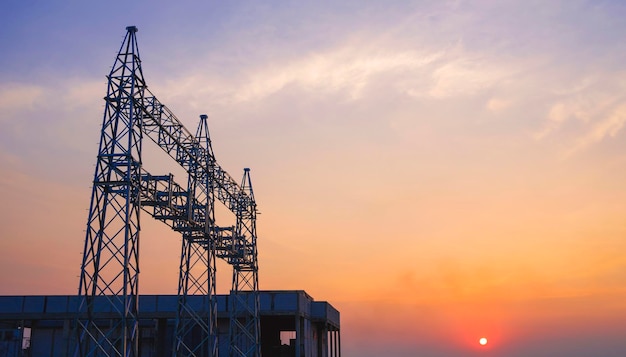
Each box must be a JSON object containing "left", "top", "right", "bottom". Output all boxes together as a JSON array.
[
  {"left": 228, "top": 169, "right": 261, "bottom": 357},
  {"left": 75, "top": 26, "right": 261, "bottom": 357},
  {"left": 75, "top": 26, "right": 144, "bottom": 357},
  {"left": 172, "top": 115, "right": 218, "bottom": 357}
]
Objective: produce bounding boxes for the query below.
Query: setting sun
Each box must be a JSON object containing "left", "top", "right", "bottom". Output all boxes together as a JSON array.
[{"left": 3, "top": 1, "right": 626, "bottom": 357}]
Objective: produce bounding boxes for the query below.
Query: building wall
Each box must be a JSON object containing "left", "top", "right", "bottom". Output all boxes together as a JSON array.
[{"left": 0, "top": 291, "right": 340, "bottom": 357}]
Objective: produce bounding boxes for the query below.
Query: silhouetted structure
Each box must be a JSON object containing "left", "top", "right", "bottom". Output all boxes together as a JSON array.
[
  {"left": 4, "top": 25, "right": 342, "bottom": 357},
  {"left": 76, "top": 26, "right": 260, "bottom": 356},
  {"left": 0, "top": 291, "right": 341, "bottom": 357}
]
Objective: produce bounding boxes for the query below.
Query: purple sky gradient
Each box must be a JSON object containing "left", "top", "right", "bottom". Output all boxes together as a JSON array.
[{"left": 2, "top": 1, "right": 626, "bottom": 356}]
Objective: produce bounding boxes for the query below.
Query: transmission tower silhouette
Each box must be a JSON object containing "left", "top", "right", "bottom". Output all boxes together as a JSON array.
[{"left": 75, "top": 26, "right": 260, "bottom": 357}]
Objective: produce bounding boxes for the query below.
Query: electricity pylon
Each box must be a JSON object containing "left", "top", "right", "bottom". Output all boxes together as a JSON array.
[
  {"left": 229, "top": 168, "right": 261, "bottom": 357},
  {"left": 75, "top": 25, "right": 144, "bottom": 357},
  {"left": 75, "top": 26, "right": 261, "bottom": 357}
]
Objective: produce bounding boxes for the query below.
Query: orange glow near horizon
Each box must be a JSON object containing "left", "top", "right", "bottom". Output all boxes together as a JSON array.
[{"left": 3, "top": 3, "right": 626, "bottom": 356}]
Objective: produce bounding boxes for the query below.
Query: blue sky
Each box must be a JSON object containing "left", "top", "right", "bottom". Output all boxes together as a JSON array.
[{"left": 2, "top": 1, "right": 626, "bottom": 356}]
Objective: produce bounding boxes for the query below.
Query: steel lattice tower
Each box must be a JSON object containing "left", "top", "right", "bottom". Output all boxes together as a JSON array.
[
  {"left": 229, "top": 169, "right": 261, "bottom": 357},
  {"left": 75, "top": 26, "right": 261, "bottom": 357},
  {"left": 75, "top": 26, "right": 144, "bottom": 357},
  {"left": 173, "top": 114, "right": 218, "bottom": 356}
]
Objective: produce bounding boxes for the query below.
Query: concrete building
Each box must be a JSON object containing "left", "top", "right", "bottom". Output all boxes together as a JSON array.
[{"left": 0, "top": 290, "right": 340, "bottom": 357}]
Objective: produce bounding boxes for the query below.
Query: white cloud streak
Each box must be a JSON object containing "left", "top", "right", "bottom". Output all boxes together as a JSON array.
[
  {"left": 425, "top": 56, "right": 511, "bottom": 99},
  {"left": 572, "top": 103, "right": 626, "bottom": 154},
  {"left": 232, "top": 48, "right": 444, "bottom": 102},
  {"left": 0, "top": 83, "right": 44, "bottom": 119},
  {"left": 535, "top": 72, "right": 626, "bottom": 154},
  {"left": 160, "top": 41, "right": 519, "bottom": 114}
]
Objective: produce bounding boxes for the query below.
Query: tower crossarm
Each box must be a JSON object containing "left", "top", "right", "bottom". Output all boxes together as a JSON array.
[
  {"left": 139, "top": 170, "right": 209, "bottom": 237},
  {"left": 139, "top": 93, "right": 256, "bottom": 218},
  {"left": 212, "top": 227, "right": 255, "bottom": 266}
]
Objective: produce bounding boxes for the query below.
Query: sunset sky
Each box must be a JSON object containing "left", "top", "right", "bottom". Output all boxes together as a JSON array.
[{"left": 2, "top": 1, "right": 626, "bottom": 356}]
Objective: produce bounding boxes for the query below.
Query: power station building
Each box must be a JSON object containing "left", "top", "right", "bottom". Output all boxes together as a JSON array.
[{"left": 0, "top": 291, "right": 340, "bottom": 357}]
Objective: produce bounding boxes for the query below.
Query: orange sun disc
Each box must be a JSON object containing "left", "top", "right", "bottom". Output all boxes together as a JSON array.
[{"left": 479, "top": 337, "right": 488, "bottom": 346}]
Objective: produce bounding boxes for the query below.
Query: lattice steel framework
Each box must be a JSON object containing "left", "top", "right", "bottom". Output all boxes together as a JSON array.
[
  {"left": 75, "top": 26, "right": 144, "bottom": 357},
  {"left": 228, "top": 169, "right": 260, "bottom": 357},
  {"left": 75, "top": 26, "right": 260, "bottom": 357}
]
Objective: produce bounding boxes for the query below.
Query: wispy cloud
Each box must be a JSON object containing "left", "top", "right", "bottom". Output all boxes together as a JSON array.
[
  {"left": 425, "top": 55, "right": 503, "bottom": 98},
  {"left": 238, "top": 49, "right": 444, "bottom": 101},
  {"left": 485, "top": 97, "right": 513, "bottom": 113},
  {"left": 188, "top": 46, "right": 446, "bottom": 104},
  {"left": 0, "top": 83, "right": 44, "bottom": 119},
  {"left": 570, "top": 103, "right": 626, "bottom": 154},
  {"left": 534, "top": 72, "right": 626, "bottom": 154},
  {"left": 0, "top": 78, "right": 103, "bottom": 156},
  {"left": 0, "top": 79, "right": 101, "bottom": 118},
  {"left": 161, "top": 41, "right": 522, "bottom": 113}
]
